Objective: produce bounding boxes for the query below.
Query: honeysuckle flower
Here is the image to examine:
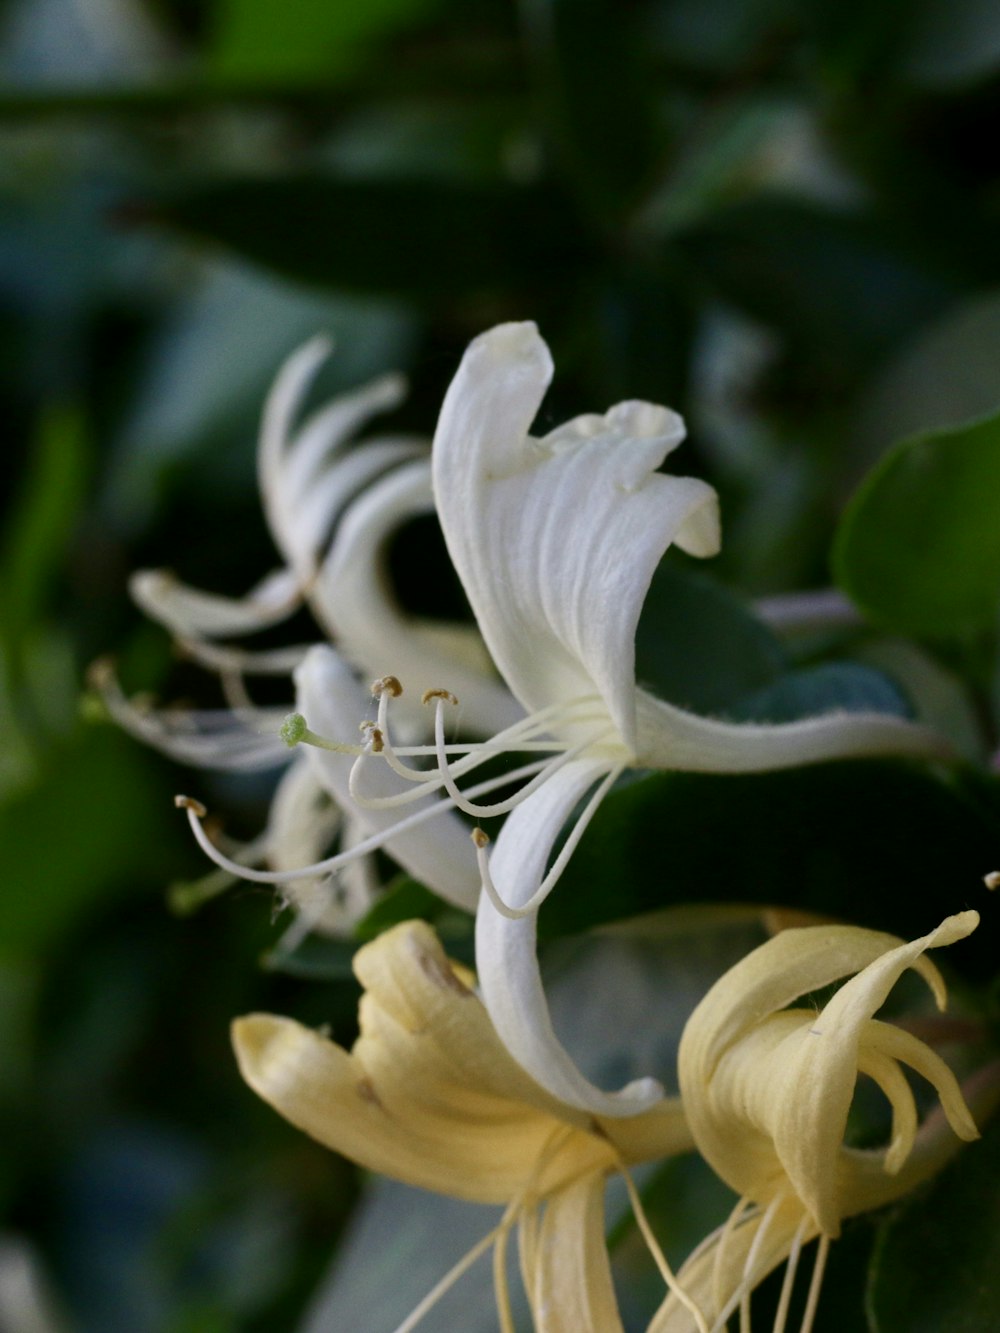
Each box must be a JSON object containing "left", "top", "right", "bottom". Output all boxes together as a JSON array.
[
  {"left": 232, "top": 919, "right": 701, "bottom": 1333},
  {"left": 651, "top": 910, "right": 988, "bottom": 1333},
  {"left": 104, "top": 339, "right": 516, "bottom": 932},
  {"left": 184, "top": 321, "right": 955, "bottom": 1111},
  {"left": 394, "top": 323, "right": 953, "bottom": 1115}
]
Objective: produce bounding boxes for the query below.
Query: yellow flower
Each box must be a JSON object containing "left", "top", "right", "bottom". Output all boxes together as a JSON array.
[
  {"left": 232, "top": 920, "right": 697, "bottom": 1332},
  {"left": 652, "top": 911, "right": 988, "bottom": 1333}
]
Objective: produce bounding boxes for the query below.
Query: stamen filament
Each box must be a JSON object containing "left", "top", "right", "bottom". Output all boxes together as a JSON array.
[
  {"left": 772, "top": 1215, "right": 808, "bottom": 1333},
  {"left": 174, "top": 757, "right": 552, "bottom": 886},
  {"left": 390, "top": 1211, "right": 515, "bottom": 1333},
  {"left": 474, "top": 763, "right": 624, "bottom": 920},
  {"left": 432, "top": 697, "right": 615, "bottom": 818},
  {"left": 619, "top": 1160, "right": 710, "bottom": 1333},
  {"left": 737, "top": 1194, "right": 783, "bottom": 1333},
  {"left": 798, "top": 1234, "right": 829, "bottom": 1333}
]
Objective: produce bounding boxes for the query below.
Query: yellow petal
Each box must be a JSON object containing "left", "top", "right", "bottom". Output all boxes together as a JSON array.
[{"left": 519, "top": 1174, "right": 624, "bottom": 1333}]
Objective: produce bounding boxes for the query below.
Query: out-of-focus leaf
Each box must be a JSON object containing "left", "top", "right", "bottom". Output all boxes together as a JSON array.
[
  {"left": 152, "top": 177, "right": 588, "bottom": 303},
  {"left": 0, "top": 407, "right": 86, "bottom": 641},
  {"left": 833, "top": 411, "right": 1000, "bottom": 637},
  {"left": 857, "top": 289, "right": 1000, "bottom": 456},
  {"left": 300, "top": 1179, "right": 516, "bottom": 1333},
  {"left": 259, "top": 937, "right": 357, "bottom": 981},
  {"left": 518, "top": 0, "right": 658, "bottom": 217},
  {"left": 674, "top": 197, "right": 957, "bottom": 382},
  {"left": 896, "top": 0, "right": 1000, "bottom": 89},
  {"left": 868, "top": 1112, "right": 1000, "bottom": 1332},
  {"left": 0, "top": 727, "right": 176, "bottom": 960},
  {"left": 210, "top": 0, "right": 445, "bottom": 85},
  {"left": 544, "top": 760, "right": 1000, "bottom": 980},
  {"left": 646, "top": 0, "right": 795, "bottom": 74},
  {"left": 103, "top": 261, "right": 414, "bottom": 534},
  {"left": 731, "top": 661, "right": 912, "bottom": 723},
  {"left": 353, "top": 877, "right": 452, "bottom": 943},
  {"left": 635, "top": 563, "right": 787, "bottom": 713}
]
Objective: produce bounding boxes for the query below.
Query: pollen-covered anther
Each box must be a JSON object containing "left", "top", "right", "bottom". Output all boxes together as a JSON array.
[
  {"left": 363, "top": 724, "right": 385, "bottom": 753},
  {"left": 174, "top": 794, "right": 207, "bottom": 818},
  {"left": 984, "top": 870, "right": 1000, "bottom": 890},
  {"left": 423, "top": 688, "right": 459, "bottom": 707},
  {"left": 471, "top": 827, "right": 490, "bottom": 849},
  {"left": 371, "top": 675, "right": 403, "bottom": 698}
]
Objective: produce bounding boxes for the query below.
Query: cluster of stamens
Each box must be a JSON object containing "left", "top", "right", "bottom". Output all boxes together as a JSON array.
[{"left": 177, "top": 673, "right": 624, "bottom": 920}]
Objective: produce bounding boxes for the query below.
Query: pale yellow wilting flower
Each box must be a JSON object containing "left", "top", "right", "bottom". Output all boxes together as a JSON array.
[
  {"left": 232, "top": 920, "right": 700, "bottom": 1333},
  {"left": 652, "top": 911, "right": 991, "bottom": 1333}
]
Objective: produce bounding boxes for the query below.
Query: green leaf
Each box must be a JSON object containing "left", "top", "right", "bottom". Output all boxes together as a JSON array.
[
  {"left": 732, "top": 661, "right": 913, "bottom": 723},
  {"left": 518, "top": 0, "right": 659, "bottom": 218},
  {"left": 833, "top": 411, "right": 1000, "bottom": 637},
  {"left": 544, "top": 760, "right": 1000, "bottom": 981},
  {"left": 868, "top": 1111, "right": 1000, "bottom": 1332},
  {"left": 635, "top": 563, "right": 787, "bottom": 714},
  {"left": 674, "top": 197, "right": 956, "bottom": 382},
  {"left": 0, "top": 728, "right": 177, "bottom": 961},
  {"left": 153, "top": 177, "right": 588, "bottom": 302},
  {"left": 210, "top": 0, "right": 446, "bottom": 85}
]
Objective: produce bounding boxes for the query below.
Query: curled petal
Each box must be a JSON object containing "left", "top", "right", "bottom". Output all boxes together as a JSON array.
[
  {"left": 432, "top": 321, "right": 720, "bottom": 752},
  {"left": 476, "top": 758, "right": 665, "bottom": 1117}
]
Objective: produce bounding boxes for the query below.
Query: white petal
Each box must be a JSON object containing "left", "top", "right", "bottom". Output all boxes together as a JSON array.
[
  {"left": 314, "top": 458, "right": 522, "bottom": 737},
  {"left": 129, "top": 566, "right": 301, "bottom": 639},
  {"left": 295, "top": 646, "right": 480, "bottom": 909},
  {"left": 432, "top": 322, "right": 719, "bottom": 750},
  {"left": 475, "top": 758, "right": 665, "bottom": 1116},
  {"left": 635, "top": 689, "right": 956, "bottom": 769},
  {"left": 257, "top": 336, "right": 407, "bottom": 576}
]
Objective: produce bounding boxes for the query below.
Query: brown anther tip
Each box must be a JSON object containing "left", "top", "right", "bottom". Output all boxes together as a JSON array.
[
  {"left": 422, "top": 688, "right": 459, "bottom": 707},
  {"left": 471, "top": 828, "right": 490, "bottom": 849},
  {"left": 371, "top": 675, "right": 403, "bottom": 698},
  {"left": 368, "top": 726, "right": 385, "bottom": 754},
  {"left": 175, "top": 795, "right": 207, "bottom": 818},
  {"left": 985, "top": 871, "right": 1000, "bottom": 891}
]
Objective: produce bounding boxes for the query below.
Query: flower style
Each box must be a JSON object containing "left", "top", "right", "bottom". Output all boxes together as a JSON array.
[
  {"left": 651, "top": 910, "right": 988, "bottom": 1333},
  {"left": 231, "top": 919, "right": 699, "bottom": 1333}
]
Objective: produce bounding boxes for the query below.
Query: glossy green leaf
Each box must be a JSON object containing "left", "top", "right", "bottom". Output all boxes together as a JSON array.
[
  {"left": 154, "top": 177, "right": 587, "bottom": 301},
  {"left": 869, "top": 1112, "right": 1000, "bottom": 1332},
  {"left": 211, "top": 0, "right": 445, "bottom": 84},
  {"left": 732, "top": 661, "right": 913, "bottom": 723},
  {"left": 543, "top": 761, "right": 1000, "bottom": 980},
  {"left": 833, "top": 411, "right": 1000, "bottom": 637},
  {"left": 675, "top": 197, "right": 956, "bottom": 381},
  {"left": 635, "top": 563, "right": 787, "bottom": 714}
]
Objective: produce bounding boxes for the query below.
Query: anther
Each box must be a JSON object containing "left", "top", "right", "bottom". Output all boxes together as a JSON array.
[
  {"left": 471, "top": 828, "right": 490, "bottom": 849},
  {"left": 364, "top": 725, "right": 385, "bottom": 753},
  {"left": 86, "top": 656, "right": 115, "bottom": 690},
  {"left": 985, "top": 871, "right": 1000, "bottom": 890},
  {"left": 371, "top": 675, "right": 403, "bottom": 698},
  {"left": 423, "top": 688, "right": 459, "bottom": 707},
  {"left": 175, "top": 794, "right": 207, "bottom": 818}
]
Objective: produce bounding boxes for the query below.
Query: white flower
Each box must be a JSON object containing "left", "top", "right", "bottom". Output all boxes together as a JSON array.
[
  {"left": 102, "top": 338, "right": 515, "bottom": 932},
  {"left": 429, "top": 322, "right": 953, "bottom": 1116},
  {"left": 180, "top": 321, "right": 954, "bottom": 1108}
]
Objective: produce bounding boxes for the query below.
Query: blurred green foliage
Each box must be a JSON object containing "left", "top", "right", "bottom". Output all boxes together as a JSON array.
[{"left": 4, "top": 0, "right": 1000, "bottom": 1327}]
